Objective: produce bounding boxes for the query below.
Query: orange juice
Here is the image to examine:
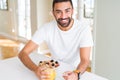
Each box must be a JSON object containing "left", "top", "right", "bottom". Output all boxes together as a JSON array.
[
  {"left": 45, "top": 68, "right": 56, "bottom": 80},
  {"left": 39, "top": 60, "right": 59, "bottom": 80}
]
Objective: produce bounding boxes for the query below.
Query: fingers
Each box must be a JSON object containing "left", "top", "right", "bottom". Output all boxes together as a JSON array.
[
  {"left": 39, "top": 60, "right": 59, "bottom": 68},
  {"left": 35, "top": 66, "right": 50, "bottom": 80},
  {"left": 37, "top": 59, "right": 59, "bottom": 80},
  {"left": 63, "top": 71, "right": 72, "bottom": 76},
  {"left": 63, "top": 71, "right": 72, "bottom": 80},
  {"left": 40, "top": 70, "right": 51, "bottom": 80},
  {"left": 63, "top": 71, "right": 78, "bottom": 80}
]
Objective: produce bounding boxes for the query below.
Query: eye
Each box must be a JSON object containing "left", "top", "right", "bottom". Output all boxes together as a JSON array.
[
  {"left": 65, "top": 9, "right": 71, "bottom": 13},
  {"left": 66, "top": 10, "right": 70, "bottom": 12},
  {"left": 55, "top": 11, "right": 62, "bottom": 14}
]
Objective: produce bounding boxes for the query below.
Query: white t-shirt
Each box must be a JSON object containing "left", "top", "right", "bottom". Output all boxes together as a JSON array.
[{"left": 32, "top": 19, "right": 93, "bottom": 67}]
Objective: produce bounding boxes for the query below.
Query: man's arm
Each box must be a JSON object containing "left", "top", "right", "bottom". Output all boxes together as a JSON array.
[
  {"left": 76, "top": 47, "right": 91, "bottom": 74},
  {"left": 18, "top": 40, "right": 39, "bottom": 72},
  {"left": 63, "top": 47, "right": 92, "bottom": 80}
]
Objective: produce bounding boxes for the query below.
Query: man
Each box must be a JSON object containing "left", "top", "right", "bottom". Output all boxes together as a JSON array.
[{"left": 18, "top": 0, "right": 93, "bottom": 80}]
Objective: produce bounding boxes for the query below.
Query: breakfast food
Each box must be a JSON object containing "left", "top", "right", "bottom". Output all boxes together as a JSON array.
[{"left": 39, "top": 59, "right": 59, "bottom": 80}]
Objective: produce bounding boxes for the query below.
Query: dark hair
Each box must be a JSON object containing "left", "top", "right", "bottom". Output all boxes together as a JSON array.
[{"left": 52, "top": 0, "right": 73, "bottom": 10}]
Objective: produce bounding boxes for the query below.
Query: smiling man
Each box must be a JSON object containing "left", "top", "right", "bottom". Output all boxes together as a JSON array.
[
  {"left": 53, "top": 0, "right": 73, "bottom": 30},
  {"left": 18, "top": 0, "right": 93, "bottom": 80}
]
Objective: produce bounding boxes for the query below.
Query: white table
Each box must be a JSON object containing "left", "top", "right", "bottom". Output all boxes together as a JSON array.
[{"left": 0, "top": 53, "right": 108, "bottom": 80}]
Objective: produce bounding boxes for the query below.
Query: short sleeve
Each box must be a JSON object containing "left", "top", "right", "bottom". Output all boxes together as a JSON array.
[
  {"left": 79, "top": 25, "right": 93, "bottom": 47},
  {"left": 31, "top": 27, "right": 46, "bottom": 45}
]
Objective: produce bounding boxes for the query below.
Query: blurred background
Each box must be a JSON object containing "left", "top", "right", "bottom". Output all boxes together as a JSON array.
[
  {"left": 0, "top": 0, "right": 94, "bottom": 61},
  {"left": 0, "top": 0, "right": 120, "bottom": 80}
]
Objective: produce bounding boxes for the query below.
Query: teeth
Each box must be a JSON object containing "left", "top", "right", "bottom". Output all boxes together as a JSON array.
[{"left": 62, "top": 20, "right": 67, "bottom": 22}]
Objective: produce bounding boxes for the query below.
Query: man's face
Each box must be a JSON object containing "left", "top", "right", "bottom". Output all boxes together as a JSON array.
[{"left": 53, "top": 2, "right": 73, "bottom": 27}]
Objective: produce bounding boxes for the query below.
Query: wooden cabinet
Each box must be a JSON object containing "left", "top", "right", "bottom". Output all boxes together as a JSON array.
[{"left": 0, "top": 39, "right": 19, "bottom": 59}]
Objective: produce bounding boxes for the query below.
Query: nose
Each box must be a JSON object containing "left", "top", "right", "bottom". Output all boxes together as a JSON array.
[{"left": 61, "top": 12, "right": 67, "bottom": 19}]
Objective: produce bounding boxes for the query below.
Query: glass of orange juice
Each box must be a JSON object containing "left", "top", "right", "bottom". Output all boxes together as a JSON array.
[
  {"left": 39, "top": 60, "right": 59, "bottom": 80},
  {"left": 44, "top": 68, "right": 56, "bottom": 80}
]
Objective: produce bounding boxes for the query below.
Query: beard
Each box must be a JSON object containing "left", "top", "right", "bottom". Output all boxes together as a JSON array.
[{"left": 56, "top": 17, "right": 72, "bottom": 27}]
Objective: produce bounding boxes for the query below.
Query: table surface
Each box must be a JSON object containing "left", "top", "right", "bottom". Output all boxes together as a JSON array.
[{"left": 0, "top": 53, "right": 108, "bottom": 80}]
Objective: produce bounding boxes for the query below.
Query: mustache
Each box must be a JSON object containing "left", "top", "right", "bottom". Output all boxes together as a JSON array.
[{"left": 58, "top": 18, "right": 69, "bottom": 21}]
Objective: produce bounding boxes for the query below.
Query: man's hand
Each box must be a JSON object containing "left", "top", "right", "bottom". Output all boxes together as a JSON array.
[
  {"left": 63, "top": 71, "right": 78, "bottom": 80},
  {"left": 34, "top": 66, "right": 50, "bottom": 80}
]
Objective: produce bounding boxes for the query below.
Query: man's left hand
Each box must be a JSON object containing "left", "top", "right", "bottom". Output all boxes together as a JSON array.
[{"left": 63, "top": 71, "right": 78, "bottom": 80}]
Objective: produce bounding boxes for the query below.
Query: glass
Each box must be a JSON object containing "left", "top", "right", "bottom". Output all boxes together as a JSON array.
[
  {"left": 84, "top": 0, "right": 94, "bottom": 18},
  {"left": 44, "top": 68, "right": 56, "bottom": 80},
  {"left": 39, "top": 60, "right": 59, "bottom": 80},
  {"left": 0, "top": 0, "right": 8, "bottom": 10}
]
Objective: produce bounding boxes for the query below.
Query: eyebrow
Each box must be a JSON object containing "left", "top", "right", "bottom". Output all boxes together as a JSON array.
[
  {"left": 55, "top": 8, "right": 71, "bottom": 12},
  {"left": 65, "top": 8, "right": 71, "bottom": 11}
]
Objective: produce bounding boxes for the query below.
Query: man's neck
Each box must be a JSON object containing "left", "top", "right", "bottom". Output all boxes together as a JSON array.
[{"left": 58, "top": 19, "right": 74, "bottom": 31}]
